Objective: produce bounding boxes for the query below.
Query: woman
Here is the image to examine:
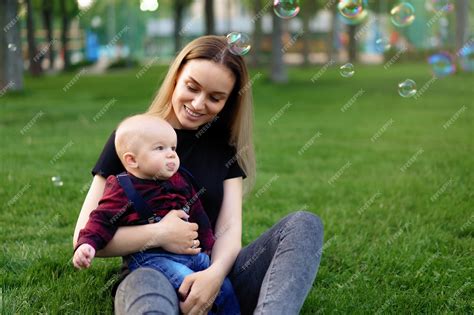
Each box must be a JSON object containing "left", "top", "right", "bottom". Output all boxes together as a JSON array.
[{"left": 73, "top": 35, "right": 324, "bottom": 315}]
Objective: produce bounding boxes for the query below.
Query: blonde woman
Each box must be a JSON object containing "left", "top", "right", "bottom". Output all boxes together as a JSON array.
[{"left": 73, "top": 35, "right": 324, "bottom": 315}]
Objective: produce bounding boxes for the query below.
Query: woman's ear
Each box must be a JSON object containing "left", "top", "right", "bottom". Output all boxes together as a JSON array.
[{"left": 123, "top": 152, "right": 138, "bottom": 169}]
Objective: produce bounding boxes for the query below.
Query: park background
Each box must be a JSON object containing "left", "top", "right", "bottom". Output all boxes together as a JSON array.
[{"left": 1, "top": 0, "right": 473, "bottom": 313}]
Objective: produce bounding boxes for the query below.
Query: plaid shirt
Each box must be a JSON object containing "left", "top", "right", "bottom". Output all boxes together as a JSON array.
[{"left": 76, "top": 171, "right": 215, "bottom": 253}]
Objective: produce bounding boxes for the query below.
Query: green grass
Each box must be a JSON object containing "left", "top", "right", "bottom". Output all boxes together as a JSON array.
[{"left": 1, "top": 62, "right": 473, "bottom": 314}]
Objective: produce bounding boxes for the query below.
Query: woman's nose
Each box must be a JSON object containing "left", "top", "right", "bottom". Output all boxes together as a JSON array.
[{"left": 191, "top": 94, "right": 205, "bottom": 111}]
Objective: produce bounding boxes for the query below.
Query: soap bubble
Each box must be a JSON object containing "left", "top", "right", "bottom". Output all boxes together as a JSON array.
[
  {"left": 8, "top": 43, "right": 17, "bottom": 52},
  {"left": 51, "top": 176, "right": 64, "bottom": 187},
  {"left": 427, "top": 52, "right": 455, "bottom": 77},
  {"left": 338, "top": 0, "right": 368, "bottom": 25},
  {"left": 398, "top": 79, "right": 417, "bottom": 98},
  {"left": 226, "top": 32, "right": 251, "bottom": 56},
  {"left": 427, "top": 0, "right": 454, "bottom": 13},
  {"left": 273, "top": 0, "right": 300, "bottom": 19},
  {"left": 391, "top": 2, "right": 415, "bottom": 27},
  {"left": 340, "top": 63, "right": 355, "bottom": 78},
  {"left": 459, "top": 43, "right": 474, "bottom": 72},
  {"left": 375, "top": 38, "right": 391, "bottom": 53}
]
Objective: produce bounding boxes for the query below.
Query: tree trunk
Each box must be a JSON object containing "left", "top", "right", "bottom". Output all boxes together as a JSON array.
[
  {"left": 174, "top": 0, "right": 185, "bottom": 53},
  {"left": 455, "top": 0, "right": 469, "bottom": 53},
  {"left": 42, "top": 0, "right": 54, "bottom": 70},
  {"left": 0, "top": 0, "right": 24, "bottom": 91},
  {"left": 60, "top": 0, "right": 70, "bottom": 70},
  {"left": 204, "top": 0, "right": 215, "bottom": 35},
  {"left": 26, "top": 0, "right": 42, "bottom": 76},
  {"left": 301, "top": 3, "right": 312, "bottom": 66},
  {"left": 348, "top": 24, "right": 357, "bottom": 62},
  {"left": 271, "top": 14, "right": 288, "bottom": 83},
  {"left": 327, "top": 6, "right": 337, "bottom": 62},
  {"left": 251, "top": 0, "right": 263, "bottom": 67}
]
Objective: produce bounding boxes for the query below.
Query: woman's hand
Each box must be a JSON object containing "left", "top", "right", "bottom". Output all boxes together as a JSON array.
[
  {"left": 178, "top": 266, "right": 224, "bottom": 315},
  {"left": 154, "top": 210, "right": 202, "bottom": 255}
]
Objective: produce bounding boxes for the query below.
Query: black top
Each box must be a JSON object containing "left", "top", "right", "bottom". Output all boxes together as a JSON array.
[{"left": 92, "top": 127, "right": 246, "bottom": 229}]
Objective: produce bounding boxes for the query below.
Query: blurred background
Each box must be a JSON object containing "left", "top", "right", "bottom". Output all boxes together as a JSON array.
[{"left": 1, "top": 0, "right": 473, "bottom": 88}]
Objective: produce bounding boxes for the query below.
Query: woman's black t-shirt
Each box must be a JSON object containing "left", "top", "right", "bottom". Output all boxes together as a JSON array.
[{"left": 92, "top": 128, "right": 246, "bottom": 229}]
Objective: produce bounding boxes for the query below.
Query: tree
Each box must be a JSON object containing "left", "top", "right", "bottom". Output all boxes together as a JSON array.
[
  {"left": 271, "top": 13, "right": 288, "bottom": 83},
  {"left": 455, "top": 0, "right": 469, "bottom": 53},
  {"left": 58, "top": 0, "right": 78, "bottom": 70},
  {"left": 250, "top": 0, "right": 264, "bottom": 67},
  {"left": 26, "top": 0, "right": 43, "bottom": 76},
  {"left": 0, "top": 0, "right": 24, "bottom": 91},
  {"left": 41, "top": 0, "right": 55, "bottom": 69},
  {"left": 300, "top": 0, "right": 319, "bottom": 65},
  {"left": 204, "top": 0, "right": 215, "bottom": 34},
  {"left": 173, "top": 0, "right": 193, "bottom": 53}
]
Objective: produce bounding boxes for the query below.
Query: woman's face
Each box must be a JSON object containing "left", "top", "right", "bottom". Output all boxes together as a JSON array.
[{"left": 168, "top": 59, "right": 236, "bottom": 130}]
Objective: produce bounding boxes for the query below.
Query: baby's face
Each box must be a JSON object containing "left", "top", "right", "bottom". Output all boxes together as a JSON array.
[{"left": 135, "top": 126, "right": 180, "bottom": 180}]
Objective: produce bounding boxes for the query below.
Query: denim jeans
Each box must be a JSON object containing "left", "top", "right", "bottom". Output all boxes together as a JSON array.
[
  {"left": 115, "top": 211, "right": 324, "bottom": 315},
  {"left": 128, "top": 251, "right": 240, "bottom": 315}
]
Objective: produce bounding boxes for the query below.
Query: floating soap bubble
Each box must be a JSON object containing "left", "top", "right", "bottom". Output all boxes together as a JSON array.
[
  {"left": 273, "top": 0, "right": 300, "bottom": 19},
  {"left": 398, "top": 79, "right": 417, "bottom": 98},
  {"left": 427, "top": 0, "right": 454, "bottom": 13},
  {"left": 226, "top": 32, "right": 251, "bottom": 56},
  {"left": 8, "top": 43, "right": 17, "bottom": 52},
  {"left": 427, "top": 52, "right": 455, "bottom": 77},
  {"left": 390, "top": 2, "right": 415, "bottom": 27},
  {"left": 51, "top": 176, "right": 64, "bottom": 187},
  {"left": 375, "top": 38, "right": 391, "bottom": 53},
  {"left": 338, "top": 0, "right": 368, "bottom": 25},
  {"left": 340, "top": 63, "right": 355, "bottom": 78},
  {"left": 459, "top": 43, "right": 474, "bottom": 72}
]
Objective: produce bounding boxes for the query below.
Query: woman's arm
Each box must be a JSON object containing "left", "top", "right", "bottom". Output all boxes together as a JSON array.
[
  {"left": 178, "top": 177, "right": 243, "bottom": 314},
  {"left": 209, "top": 176, "right": 243, "bottom": 278},
  {"left": 73, "top": 175, "right": 200, "bottom": 258}
]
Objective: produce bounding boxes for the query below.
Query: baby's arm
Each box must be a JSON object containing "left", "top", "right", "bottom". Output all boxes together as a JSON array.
[{"left": 73, "top": 244, "right": 96, "bottom": 269}]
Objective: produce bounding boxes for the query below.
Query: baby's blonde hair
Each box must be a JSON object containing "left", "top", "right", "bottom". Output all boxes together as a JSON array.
[{"left": 115, "top": 114, "right": 171, "bottom": 165}]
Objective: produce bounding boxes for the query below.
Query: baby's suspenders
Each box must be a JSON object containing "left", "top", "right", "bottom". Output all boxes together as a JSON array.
[
  {"left": 116, "top": 166, "right": 198, "bottom": 224},
  {"left": 116, "top": 173, "right": 160, "bottom": 224}
]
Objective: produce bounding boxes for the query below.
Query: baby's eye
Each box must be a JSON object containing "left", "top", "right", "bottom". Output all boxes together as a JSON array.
[
  {"left": 155, "top": 146, "right": 164, "bottom": 150},
  {"left": 171, "top": 146, "right": 177, "bottom": 151}
]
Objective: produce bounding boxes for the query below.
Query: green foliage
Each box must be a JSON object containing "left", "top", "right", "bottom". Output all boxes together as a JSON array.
[{"left": 0, "top": 63, "right": 473, "bottom": 313}]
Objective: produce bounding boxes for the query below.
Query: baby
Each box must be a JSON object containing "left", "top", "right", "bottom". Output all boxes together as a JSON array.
[{"left": 73, "top": 114, "right": 239, "bottom": 314}]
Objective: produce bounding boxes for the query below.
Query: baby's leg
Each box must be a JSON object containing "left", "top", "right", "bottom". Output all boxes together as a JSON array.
[{"left": 129, "top": 252, "right": 195, "bottom": 290}]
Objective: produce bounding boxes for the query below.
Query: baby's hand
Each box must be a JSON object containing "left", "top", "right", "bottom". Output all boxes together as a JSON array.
[{"left": 73, "top": 244, "right": 96, "bottom": 269}]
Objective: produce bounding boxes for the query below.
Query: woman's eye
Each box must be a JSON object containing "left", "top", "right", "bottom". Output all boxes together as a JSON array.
[
  {"left": 210, "top": 96, "right": 219, "bottom": 102},
  {"left": 187, "top": 85, "right": 198, "bottom": 92}
]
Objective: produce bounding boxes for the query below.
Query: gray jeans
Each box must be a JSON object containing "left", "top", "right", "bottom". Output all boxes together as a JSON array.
[{"left": 115, "top": 211, "right": 324, "bottom": 315}]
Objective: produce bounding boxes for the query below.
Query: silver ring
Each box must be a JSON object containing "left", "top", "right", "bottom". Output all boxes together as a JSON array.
[{"left": 191, "top": 240, "right": 198, "bottom": 249}]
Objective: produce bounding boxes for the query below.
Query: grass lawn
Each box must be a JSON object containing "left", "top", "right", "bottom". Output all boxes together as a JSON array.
[{"left": 1, "top": 62, "right": 473, "bottom": 314}]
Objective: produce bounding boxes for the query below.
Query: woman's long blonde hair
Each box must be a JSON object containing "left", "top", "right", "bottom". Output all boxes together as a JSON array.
[{"left": 147, "top": 35, "right": 256, "bottom": 195}]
